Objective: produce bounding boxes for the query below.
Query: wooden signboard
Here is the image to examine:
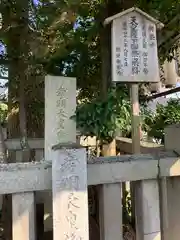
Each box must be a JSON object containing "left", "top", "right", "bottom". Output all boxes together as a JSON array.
[{"left": 105, "top": 7, "right": 164, "bottom": 83}]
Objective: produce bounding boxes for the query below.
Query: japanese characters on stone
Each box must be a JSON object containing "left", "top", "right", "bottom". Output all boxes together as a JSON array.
[
  {"left": 56, "top": 85, "right": 68, "bottom": 140},
  {"left": 55, "top": 148, "right": 85, "bottom": 240}
]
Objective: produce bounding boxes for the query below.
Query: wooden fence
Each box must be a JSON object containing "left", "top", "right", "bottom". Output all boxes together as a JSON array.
[{"left": 1, "top": 137, "right": 180, "bottom": 240}]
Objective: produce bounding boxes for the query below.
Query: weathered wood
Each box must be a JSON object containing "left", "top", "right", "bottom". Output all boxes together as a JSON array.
[
  {"left": 0, "top": 153, "right": 178, "bottom": 195},
  {"left": 159, "top": 177, "right": 169, "bottom": 240},
  {"left": 35, "top": 149, "right": 44, "bottom": 162},
  {"left": 12, "top": 192, "right": 35, "bottom": 240},
  {"left": 116, "top": 137, "right": 164, "bottom": 154},
  {"left": 130, "top": 83, "right": 140, "bottom": 231},
  {"left": 52, "top": 147, "right": 89, "bottom": 240},
  {"left": 108, "top": 7, "right": 161, "bottom": 83},
  {"left": 15, "top": 150, "right": 23, "bottom": 162},
  {"left": 5, "top": 138, "right": 44, "bottom": 150},
  {"left": 130, "top": 84, "right": 141, "bottom": 154},
  {"left": 4, "top": 136, "right": 165, "bottom": 153}
]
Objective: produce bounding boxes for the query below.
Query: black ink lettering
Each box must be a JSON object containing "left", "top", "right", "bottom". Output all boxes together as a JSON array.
[
  {"left": 117, "top": 70, "right": 123, "bottom": 76},
  {"left": 143, "top": 68, "right": 149, "bottom": 74},
  {"left": 64, "top": 233, "right": 83, "bottom": 240},
  {"left": 116, "top": 59, "right": 121, "bottom": 64}
]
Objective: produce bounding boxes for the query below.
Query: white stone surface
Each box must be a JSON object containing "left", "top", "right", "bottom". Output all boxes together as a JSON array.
[
  {"left": 142, "top": 181, "right": 161, "bottom": 235},
  {"left": 164, "top": 59, "right": 178, "bottom": 86},
  {"left": 44, "top": 75, "right": 76, "bottom": 231},
  {"left": 45, "top": 75, "right": 76, "bottom": 161},
  {"left": 165, "top": 124, "right": 180, "bottom": 152},
  {"left": 111, "top": 11, "right": 159, "bottom": 83},
  {"left": 12, "top": 192, "right": 35, "bottom": 240},
  {"left": 0, "top": 154, "right": 178, "bottom": 195},
  {"left": 144, "top": 233, "right": 161, "bottom": 240},
  {"left": 164, "top": 177, "right": 180, "bottom": 240},
  {"left": 135, "top": 180, "right": 161, "bottom": 240},
  {"left": 163, "top": 125, "right": 180, "bottom": 239},
  {"left": 99, "top": 183, "right": 122, "bottom": 240},
  {"left": 52, "top": 147, "right": 89, "bottom": 240}
]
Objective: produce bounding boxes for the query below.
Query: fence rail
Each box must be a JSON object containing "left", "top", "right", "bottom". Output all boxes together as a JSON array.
[
  {"left": 2, "top": 136, "right": 180, "bottom": 240},
  {"left": 0, "top": 151, "right": 178, "bottom": 195}
]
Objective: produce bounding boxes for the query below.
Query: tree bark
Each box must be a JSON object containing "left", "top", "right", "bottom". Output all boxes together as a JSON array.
[{"left": 1, "top": 1, "right": 30, "bottom": 239}]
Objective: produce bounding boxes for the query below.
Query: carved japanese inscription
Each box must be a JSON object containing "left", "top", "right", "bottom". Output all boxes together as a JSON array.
[
  {"left": 52, "top": 147, "right": 89, "bottom": 240},
  {"left": 45, "top": 76, "right": 76, "bottom": 161}
]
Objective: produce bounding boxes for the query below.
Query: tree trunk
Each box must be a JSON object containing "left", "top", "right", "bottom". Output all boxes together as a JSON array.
[
  {"left": 102, "top": 139, "right": 116, "bottom": 156},
  {"left": 1, "top": 1, "right": 30, "bottom": 239}
]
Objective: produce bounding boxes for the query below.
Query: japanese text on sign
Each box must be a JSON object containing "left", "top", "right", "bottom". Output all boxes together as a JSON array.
[
  {"left": 112, "top": 11, "right": 159, "bottom": 82},
  {"left": 116, "top": 47, "right": 123, "bottom": 76},
  {"left": 123, "top": 21, "right": 128, "bottom": 67},
  {"left": 130, "top": 16, "right": 140, "bottom": 75}
]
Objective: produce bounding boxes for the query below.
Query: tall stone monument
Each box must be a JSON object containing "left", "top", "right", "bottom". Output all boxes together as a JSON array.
[
  {"left": 45, "top": 75, "right": 76, "bottom": 161},
  {"left": 44, "top": 76, "right": 76, "bottom": 231},
  {"left": 52, "top": 144, "right": 89, "bottom": 240}
]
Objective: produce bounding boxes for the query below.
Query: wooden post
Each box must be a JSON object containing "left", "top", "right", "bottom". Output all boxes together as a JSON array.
[
  {"left": 130, "top": 84, "right": 141, "bottom": 154},
  {"left": 12, "top": 192, "right": 35, "bottom": 240},
  {"left": 159, "top": 177, "right": 169, "bottom": 240},
  {"left": 52, "top": 144, "right": 89, "bottom": 240},
  {"left": 130, "top": 83, "right": 140, "bottom": 232}
]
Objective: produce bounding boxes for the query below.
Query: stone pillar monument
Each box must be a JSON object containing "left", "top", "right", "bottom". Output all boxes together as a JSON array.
[
  {"left": 52, "top": 143, "right": 89, "bottom": 240},
  {"left": 44, "top": 76, "right": 76, "bottom": 232}
]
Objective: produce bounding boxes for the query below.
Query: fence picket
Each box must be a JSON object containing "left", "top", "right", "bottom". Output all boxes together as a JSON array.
[
  {"left": 35, "top": 149, "right": 44, "bottom": 162},
  {"left": 12, "top": 192, "right": 35, "bottom": 240},
  {"left": 99, "top": 183, "right": 123, "bottom": 240}
]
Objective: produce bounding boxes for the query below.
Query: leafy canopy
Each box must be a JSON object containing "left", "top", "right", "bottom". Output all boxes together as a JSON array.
[{"left": 143, "top": 99, "right": 180, "bottom": 142}]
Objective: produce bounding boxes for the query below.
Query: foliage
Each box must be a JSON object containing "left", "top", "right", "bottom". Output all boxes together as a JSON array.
[
  {"left": 72, "top": 87, "right": 131, "bottom": 143},
  {"left": 74, "top": 93, "right": 180, "bottom": 145},
  {"left": 0, "top": 0, "right": 180, "bottom": 138},
  {"left": 123, "top": 190, "right": 132, "bottom": 225},
  {"left": 1, "top": 0, "right": 180, "bottom": 100},
  {"left": 0, "top": 103, "right": 7, "bottom": 125},
  {"left": 143, "top": 99, "right": 180, "bottom": 143}
]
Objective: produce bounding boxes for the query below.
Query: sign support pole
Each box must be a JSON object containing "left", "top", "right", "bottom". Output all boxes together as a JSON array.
[
  {"left": 130, "top": 83, "right": 141, "bottom": 239},
  {"left": 130, "top": 83, "right": 141, "bottom": 154}
]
